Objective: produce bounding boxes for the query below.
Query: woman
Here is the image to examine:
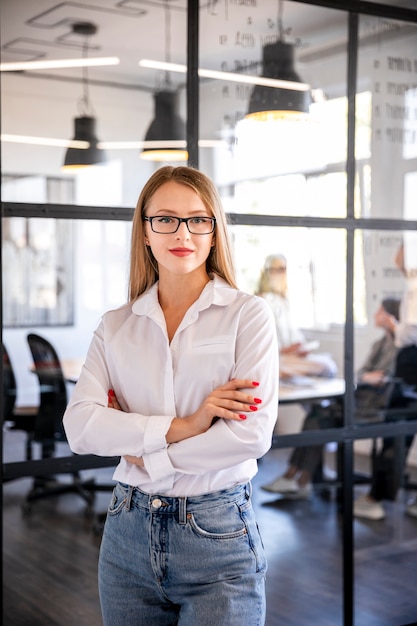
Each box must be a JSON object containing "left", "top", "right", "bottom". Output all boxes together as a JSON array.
[
  {"left": 257, "top": 253, "right": 337, "bottom": 378},
  {"left": 63, "top": 166, "right": 279, "bottom": 625}
]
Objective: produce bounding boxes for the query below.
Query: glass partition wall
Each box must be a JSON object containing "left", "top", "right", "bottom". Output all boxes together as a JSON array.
[{"left": 2, "top": 2, "right": 417, "bottom": 625}]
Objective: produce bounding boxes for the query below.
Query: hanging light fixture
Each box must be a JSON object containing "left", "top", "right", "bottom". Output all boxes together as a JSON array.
[
  {"left": 246, "top": 0, "right": 311, "bottom": 121},
  {"left": 140, "top": 0, "right": 187, "bottom": 162},
  {"left": 62, "top": 22, "right": 107, "bottom": 170}
]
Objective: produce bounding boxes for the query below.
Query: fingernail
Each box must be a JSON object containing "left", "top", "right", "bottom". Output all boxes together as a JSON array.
[
  {"left": 250, "top": 406, "right": 258, "bottom": 411},
  {"left": 239, "top": 414, "right": 247, "bottom": 420},
  {"left": 108, "top": 389, "right": 115, "bottom": 397},
  {"left": 254, "top": 397, "right": 262, "bottom": 404},
  {"left": 252, "top": 381, "right": 260, "bottom": 386}
]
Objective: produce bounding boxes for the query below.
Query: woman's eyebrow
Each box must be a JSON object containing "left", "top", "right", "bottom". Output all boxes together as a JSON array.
[{"left": 151, "top": 209, "right": 211, "bottom": 216}]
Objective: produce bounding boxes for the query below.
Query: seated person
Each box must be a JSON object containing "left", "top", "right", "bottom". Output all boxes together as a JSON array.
[
  {"left": 262, "top": 297, "right": 401, "bottom": 499},
  {"left": 355, "top": 244, "right": 417, "bottom": 520},
  {"left": 257, "top": 254, "right": 337, "bottom": 379}
]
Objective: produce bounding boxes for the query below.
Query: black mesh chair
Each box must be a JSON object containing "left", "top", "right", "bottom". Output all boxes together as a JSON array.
[
  {"left": 3, "top": 343, "right": 40, "bottom": 461},
  {"left": 372, "top": 344, "right": 417, "bottom": 500},
  {"left": 22, "top": 333, "right": 96, "bottom": 512}
]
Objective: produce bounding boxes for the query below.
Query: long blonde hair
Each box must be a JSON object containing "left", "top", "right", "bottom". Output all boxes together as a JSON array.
[
  {"left": 129, "top": 166, "right": 237, "bottom": 301},
  {"left": 256, "top": 254, "right": 288, "bottom": 297}
]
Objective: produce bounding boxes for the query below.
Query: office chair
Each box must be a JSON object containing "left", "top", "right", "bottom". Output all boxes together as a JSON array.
[
  {"left": 22, "top": 333, "right": 96, "bottom": 512},
  {"left": 377, "top": 344, "right": 417, "bottom": 498},
  {"left": 3, "top": 343, "right": 38, "bottom": 461}
]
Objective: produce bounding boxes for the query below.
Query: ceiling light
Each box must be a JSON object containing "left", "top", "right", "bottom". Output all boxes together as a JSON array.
[
  {"left": 140, "top": 0, "right": 187, "bottom": 162},
  {"left": 139, "top": 59, "right": 310, "bottom": 92},
  {"left": 141, "top": 91, "right": 187, "bottom": 161},
  {"left": 246, "top": 0, "right": 311, "bottom": 121},
  {"left": 62, "top": 22, "right": 107, "bottom": 171},
  {"left": 1, "top": 135, "right": 227, "bottom": 150},
  {"left": 1, "top": 134, "right": 88, "bottom": 148},
  {"left": 0, "top": 57, "right": 119, "bottom": 72}
]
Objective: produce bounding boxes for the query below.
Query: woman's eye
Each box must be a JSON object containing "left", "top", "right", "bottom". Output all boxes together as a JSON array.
[
  {"left": 158, "top": 216, "right": 174, "bottom": 224},
  {"left": 191, "top": 217, "right": 206, "bottom": 224}
]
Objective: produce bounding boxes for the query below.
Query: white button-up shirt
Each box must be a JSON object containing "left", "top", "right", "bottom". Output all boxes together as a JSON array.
[{"left": 63, "top": 276, "right": 279, "bottom": 496}]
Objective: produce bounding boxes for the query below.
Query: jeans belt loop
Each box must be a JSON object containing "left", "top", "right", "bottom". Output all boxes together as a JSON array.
[
  {"left": 125, "top": 485, "right": 134, "bottom": 511},
  {"left": 246, "top": 481, "right": 252, "bottom": 500},
  {"left": 179, "top": 497, "right": 187, "bottom": 525}
]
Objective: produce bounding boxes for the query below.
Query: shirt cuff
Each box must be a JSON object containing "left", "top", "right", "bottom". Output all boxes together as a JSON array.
[
  {"left": 142, "top": 448, "right": 175, "bottom": 482},
  {"left": 143, "top": 414, "right": 172, "bottom": 454}
]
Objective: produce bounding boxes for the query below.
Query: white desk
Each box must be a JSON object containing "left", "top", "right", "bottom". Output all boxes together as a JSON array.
[
  {"left": 63, "top": 364, "right": 346, "bottom": 405},
  {"left": 279, "top": 377, "right": 345, "bottom": 405},
  {"left": 62, "top": 359, "right": 84, "bottom": 384}
]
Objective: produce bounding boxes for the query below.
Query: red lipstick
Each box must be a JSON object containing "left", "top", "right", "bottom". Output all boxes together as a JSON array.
[{"left": 169, "top": 248, "right": 193, "bottom": 257}]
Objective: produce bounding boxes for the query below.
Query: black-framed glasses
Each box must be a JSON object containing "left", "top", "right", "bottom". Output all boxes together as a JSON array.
[
  {"left": 267, "top": 266, "right": 287, "bottom": 274},
  {"left": 144, "top": 215, "right": 216, "bottom": 235}
]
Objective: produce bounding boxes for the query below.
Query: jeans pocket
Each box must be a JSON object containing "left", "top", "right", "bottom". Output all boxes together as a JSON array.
[
  {"left": 188, "top": 501, "right": 248, "bottom": 539},
  {"left": 107, "top": 482, "right": 128, "bottom": 517}
]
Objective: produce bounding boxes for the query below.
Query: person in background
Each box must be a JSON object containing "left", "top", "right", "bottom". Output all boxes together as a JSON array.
[
  {"left": 354, "top": 243, "right": 417, "bottom": 520},
  {"left": 63, "top": 166, "right": 279, "bottom": 625},
  {"left": 263, "top": 298, "right": 401, "bottom": 499},
  {"left": 256, "top": 254, "right": 337, "bottom": 379}
]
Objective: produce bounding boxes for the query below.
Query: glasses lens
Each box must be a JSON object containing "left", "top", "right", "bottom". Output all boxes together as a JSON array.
[
  {"left": 149, "top": 216, "right": 214, "bottom": 234},
  {"left": 187, "top": 217, "right": 214, "bottom": 234},
  {"left": 150, "top": 217, "right": 178, "bottom": 233}
]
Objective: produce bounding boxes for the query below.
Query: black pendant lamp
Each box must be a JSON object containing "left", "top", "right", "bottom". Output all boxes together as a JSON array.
[
  {"left": 140, "top": 90, "right": 187, "bottom": 161},
  {"left": 140, "top": 0, "right": 187, "bottom": 162},
  {"left": 246, "top": 1, "right": 311, "bottom": 121},
  {"left": 62, "top": 22, "right": 107, "bottom": 171},
  {"left": 63, "top": 115, "right": 106, "bottom": 169}
]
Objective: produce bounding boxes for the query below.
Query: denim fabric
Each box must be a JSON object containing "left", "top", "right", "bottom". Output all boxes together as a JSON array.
[{"left": 98, "top": 482, "right": 267, "bottom": 625}]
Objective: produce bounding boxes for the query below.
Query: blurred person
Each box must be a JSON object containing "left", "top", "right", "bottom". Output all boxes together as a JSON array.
[
  {"left": 263, "top": 298, "right": 401, "bottom": 498},
  {"left": 355, "top": 243, "right": 417, "bottom": 520},
  {"left": 256, "top": 254, "right": 337, "bottom": 379}
]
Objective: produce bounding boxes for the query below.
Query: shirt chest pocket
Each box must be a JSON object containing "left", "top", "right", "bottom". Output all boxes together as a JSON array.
[{"left": 192, "top": 335, "right": 230, "bottom": 355}]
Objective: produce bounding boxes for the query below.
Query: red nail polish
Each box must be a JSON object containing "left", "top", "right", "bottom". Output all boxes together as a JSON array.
[
  {"left": 254, "top": 397, "right": 262, "bottom": 404},
  {"left": 250, "top": 406, "right": 258, "bottom": 411},
  {"left": 252, "top": 381, "right": 260, "bottom": 386},
  {"left": 108, "top": 389, "right": 115, "bottom": 397},
  {"left": 239, "top": 414, "right": 247, "bottom": 420}
]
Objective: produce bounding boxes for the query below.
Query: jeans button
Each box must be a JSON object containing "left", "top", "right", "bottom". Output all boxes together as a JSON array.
[{"left": 152, "top": 498, "right": 162, "bottom": 509}]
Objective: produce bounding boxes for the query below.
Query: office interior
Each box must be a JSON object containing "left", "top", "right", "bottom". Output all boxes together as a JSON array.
[{"left": 1, "top": 1, "right": 417, "bottom": 625}]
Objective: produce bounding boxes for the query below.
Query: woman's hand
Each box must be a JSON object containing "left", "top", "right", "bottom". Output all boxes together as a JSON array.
[
  {"left": 281, "top": 342, "right": 308, "bottom": 357},
  {"left": 107, "top": 388, "right": 122, "bottom": 410},
  {"left": 108, "top": 389, "right": 145, "bottom": 468},
  {"left": 166, "top": 379, "right": 262, "bottom": 443},
  {"left": 360, "top": 370, "right": 386, "bottom": 386}
]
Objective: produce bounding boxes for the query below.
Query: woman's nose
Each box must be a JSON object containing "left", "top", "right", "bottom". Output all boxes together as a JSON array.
[{"left": 175, "top": 222, "right": 190, "bottom": 237}]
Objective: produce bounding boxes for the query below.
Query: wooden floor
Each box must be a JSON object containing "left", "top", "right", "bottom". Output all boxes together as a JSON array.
[{"left": 3, "top": 429, "right": 417, "bottom": 626}]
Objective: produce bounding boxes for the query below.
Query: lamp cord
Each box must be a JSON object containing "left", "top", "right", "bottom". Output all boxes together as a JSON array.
[
  {"left": 79, "top": 33, "right": 95, "bottom": 116},
  {"left": 164, "top": 0, "right": 172, "bottom": 89},
  {"left": 278, "top": 0, "right": 284, "bottom": 41}
]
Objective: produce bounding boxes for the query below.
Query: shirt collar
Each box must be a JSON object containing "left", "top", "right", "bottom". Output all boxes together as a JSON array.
[{"left": 131, "top": 274, "right": 237, "bottom": 317}]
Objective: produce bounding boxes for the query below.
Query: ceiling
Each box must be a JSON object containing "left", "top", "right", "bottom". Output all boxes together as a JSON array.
[
  {"left": 1, "top": 1, "right": 416, "bottom": 89},
  {"left": 2, "top": 1, "right": 415, "bottom": 97},
  {"left": 1, "top": 0, "right": 356, "bottom": 95}
]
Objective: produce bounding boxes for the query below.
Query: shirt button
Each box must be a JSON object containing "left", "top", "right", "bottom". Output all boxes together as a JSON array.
[
  {"left": 152, "top": 498, "right": 162, "bottom": 509},
  {"left": 171, "top": 344, "right": 178, "bottom": 351}
]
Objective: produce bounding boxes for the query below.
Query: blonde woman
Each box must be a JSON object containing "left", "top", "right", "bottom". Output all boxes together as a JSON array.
[
  {"left": 63, "top": 166, "right": 278, "bottom": 625},
  {"left": 257, "top": 254, "right": 337, "bottom": 378}
]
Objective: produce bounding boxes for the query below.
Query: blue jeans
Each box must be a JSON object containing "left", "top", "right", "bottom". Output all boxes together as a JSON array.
[{"left": 98, "top": 482, "right": 267, "bottom": 625}]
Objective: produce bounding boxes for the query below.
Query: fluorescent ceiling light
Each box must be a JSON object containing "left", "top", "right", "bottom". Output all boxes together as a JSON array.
[
  {"left": 139, "top": 59, "right": 310, "bottom": 92},
  {"left": 1, "top": 135, "right": 226, "bottom": 150},
  {"left": 0, "top": 57, "right": 120, "bottom": 72},
  {"left": 1, "top": 134, "right": 89, "bottom": 148}
]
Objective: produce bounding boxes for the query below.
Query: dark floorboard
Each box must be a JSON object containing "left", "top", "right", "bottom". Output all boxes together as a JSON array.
[{"left": 3, "top": 430, "right": 417, "bottom": 626}]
